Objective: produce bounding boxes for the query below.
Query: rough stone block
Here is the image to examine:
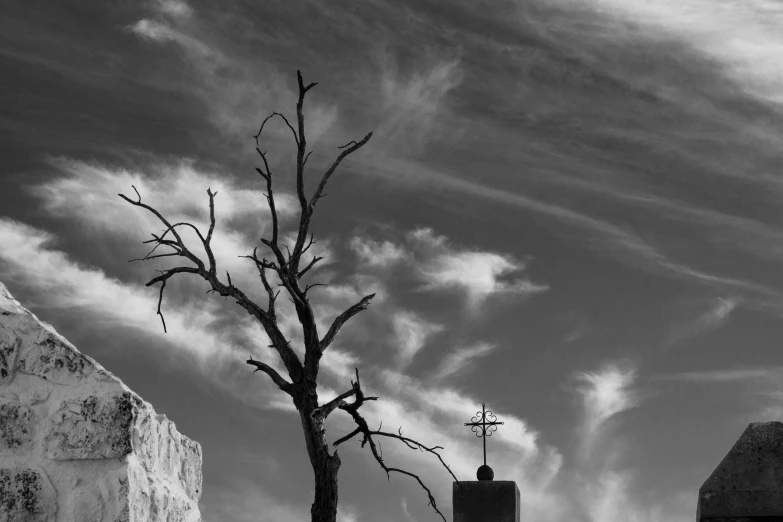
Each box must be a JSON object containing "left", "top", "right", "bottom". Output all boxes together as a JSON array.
[
  {"left": 134, "top": 406, "right": 202, "bottom": 502},
  {"left": 453, "top": 480, "right": 520, "bottom": 522},
  {"left": 44, "top": 393, "right": 137, "bottom": 460},
  {"left": 0, "top": 400, "right": 35, "bottom": 453},
  {"left": 128, "top": 461, "right": 200, "bottom": 522},
  {"left": 0, "top": 337, "right": 20, "bottom": 386},
  {"left": 17, "top": 333, "right": 94, "bottom": 385},
  {"left": 0, "top": 281, "right": 203, "bottom": 521},
  {"left": 0, "top": 467, "right": 56, "bottom": 522},
  {"left": 698, "top": 421, "right": 783, "bottom": 520}
]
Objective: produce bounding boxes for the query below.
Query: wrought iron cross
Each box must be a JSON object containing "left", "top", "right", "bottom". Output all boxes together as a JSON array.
[{"left": 464, "top": 403, "right": 503, "bottom": 467}]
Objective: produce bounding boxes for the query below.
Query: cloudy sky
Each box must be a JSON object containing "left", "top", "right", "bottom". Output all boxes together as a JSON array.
[{"left": 3, "top": 0, "right": 783, "bottom": 520}]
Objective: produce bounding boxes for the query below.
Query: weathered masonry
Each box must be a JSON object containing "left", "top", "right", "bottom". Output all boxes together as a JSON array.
[
  {"left": 698, "top": 421, "right": 783, "bottom": 521},
  {"left": 0, "top": 281, "right": 203, "bottom": 522}
]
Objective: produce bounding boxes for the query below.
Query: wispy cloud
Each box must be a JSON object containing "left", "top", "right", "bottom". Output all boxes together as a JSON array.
[
  {"left": 400, "top": 498, "right": 417, "bottom": 522},
  {"left": 407, "top": 227, "right": 548, "bottom": 309},
  {"left": 27, "top": 157, "right": 302, "bottom": 300},
  {"left": 694, "top": 297, "right": 740, "bottom": 331},
  {"left": 754, "top": 404, "right": 783, "bottom": 422},
  {"left": 0, "top": 218, "right": 232, "bottom": 363},
  {"left": 347, "top": 228, "right": 548, "bottom": 314},
  {"left": 375, "top": 50, "right": 464, "bottom": 154},
  {"left": 391, "top": 310, "right": 444, "bottom": 369},
  {"left": 429, "top": 341, "right": 497, "bottom": 381},
  {"left": 349, "top": 236, "right": 407, "bottom": 269},
  {"left": 653, "top": 367, "right": 783, "bottom": 383},
  {"left": 156, "top": 0, "right": 194, "bottom": 20},
  {"left": 669, "top": 296, "right": 740, "bottom": 345},
  {"left": 129, "top": 0, "right": 208, "bottom": 55},
  {"left": 32, "top": 157, "right": 297, "bottom": 231},
  {"left": 581, "top": 0, "right": 783, "bottom": 105},
  {"left": 127, "top": 0, "right": 338, "bottom": 146},
  {"left": 574, "top": 362, "right": 639, "bottom": 459},
  {"left": 130, "top": 19, "right": 212, "bottom": 56},
  {"left": 568, "top": 360, "right": 692, "bottom": 522},
  {"left": 361, "top": 156, "right": 783, "bottom": 317}
]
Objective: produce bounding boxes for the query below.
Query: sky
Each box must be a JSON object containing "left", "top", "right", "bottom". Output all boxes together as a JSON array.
[{"left": 2, "top": 0, "right": 783, "bottom": 520}]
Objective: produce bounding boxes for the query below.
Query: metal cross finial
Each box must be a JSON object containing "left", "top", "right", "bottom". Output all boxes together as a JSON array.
[{"left": 464, "top": 403, "right": 503, "bottom": 467}]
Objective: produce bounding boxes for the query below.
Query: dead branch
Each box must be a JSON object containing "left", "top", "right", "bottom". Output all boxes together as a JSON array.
[
  {"left": 254, "top": 112, "right": 298, "bottom": 147},
  {"left": 332, "top": 368, "right": 458, "bottom": 522},
  {"left": 279, "top": 70, "right": 372, "bottom": 276},
  {"left": 309, "top": 133, "right": 373, "bottom": 211},
  {"left": 155, "top": 276, "right": 167, "bottom": 332},
  {"left": 304, "top": 283, "right": 327, "bottom": 296},
  {"left": 320, "top": 294, "right": 376, "bottom": 353},
  {"left": 293, "top": 71, "right": 311, "bottom": 233},
  {"left": 311, "top": 387, "right": 358, "bottom": 422},
  {"left": 241, "top": 248, "right": 279, "bottom": 319},
  {"left": 301, "top": 233, "right": 316, "bottom": 255},
  {"left": 119, "top": 187, "right": 304, "bottom": 383},
  {"left": 119, "top": 187, "right": 207, "bottom": 272},
  {"left": 246, "top": 70, "right": 374, "bottom": 388},
  {"left": 204, "top": 188, "right": 218, "bottom": 274},
  {"left": 246, "top": 356, "right": 294, "bottom": 395},
  {"left": 240, "top": 250, "right": 308, "bottom": 309},
  {"left": 297, "top": 256, "right": 323, "bottom": 279},
  {"left": 255, "top": 149, "right": 286, "bottom": 264}
]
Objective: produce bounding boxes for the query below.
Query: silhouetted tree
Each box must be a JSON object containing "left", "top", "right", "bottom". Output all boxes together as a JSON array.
[{"left": 120, "top": 70, "right": 458, "bottom": 522}]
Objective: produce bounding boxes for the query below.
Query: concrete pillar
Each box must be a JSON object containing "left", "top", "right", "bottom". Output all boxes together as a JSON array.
[
  {"left": 697, "top": 421, "right": 783, "bottom": 521},
  {"left": 452, "top": 480, "right": 520, "bottom": 522}
]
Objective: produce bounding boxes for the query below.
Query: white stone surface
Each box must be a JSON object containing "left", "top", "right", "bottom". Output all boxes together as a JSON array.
[{"left": 0, "top": 281, "right": 202, "bottom": 522}]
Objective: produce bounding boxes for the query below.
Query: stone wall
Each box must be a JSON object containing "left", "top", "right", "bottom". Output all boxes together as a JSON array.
[
  {"left": 0, "top": 282, "right": 202, "bottom": 522},
  {"left": 698, "top": 421, "right": 783, "bottom": 520}
]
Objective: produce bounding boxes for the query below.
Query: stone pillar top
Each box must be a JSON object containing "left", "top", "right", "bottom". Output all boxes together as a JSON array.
[
  {"left": 698, "top": 421, "right": 783, "bottom": 520},
  {"left": 453, "top": 480, "right": 520, "bottom": 522}
]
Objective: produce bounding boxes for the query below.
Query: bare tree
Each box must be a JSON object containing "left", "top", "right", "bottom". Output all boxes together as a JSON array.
[{"left": 119, "top": 70, "right": 459, "bottom": 522}]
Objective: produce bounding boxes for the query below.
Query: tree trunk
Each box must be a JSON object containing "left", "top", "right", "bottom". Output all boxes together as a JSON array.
[
  {"left": 297, "top": 389, "right": 342, "bottom": 522},
  {"left": 310, "top": 443, "right": 340, "bottom": 522}
]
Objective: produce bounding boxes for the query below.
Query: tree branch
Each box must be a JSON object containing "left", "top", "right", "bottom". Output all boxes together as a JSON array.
[
  {"left": 311, "top": 386, "right": 358, "bottom": 422},
  {"left": 141, "top": 267, "right": 201, "bottom": 333},
  {"left": 254, "top": 112, "right": 298, "bottom": 147},
  {"left": 241, "top": 248, "right": 279, "bottom": 320},
  {"left": 246, "top": 357, "right": 294, "bottom": 395},
  {"left": 304, "top": 283, "right": 327, "bottom": 296},
  {"left": 333, "top": 426, "right": 362, "bottom": 447},
  {"left": 240, "top": 251, "right": 308, "bottom": 309},
  {"left": 294, "top": 70, "right": 310, "bottom": 236},
  {"left": 296, "top": 256, "right": 323, "bottom": 279},
  {"left": 204, "top": 188, "right": 218, "bottom": 274},
  {"left": 297, "top": 69, "right": 318, "bottom": 93},
  {"left": 320, "top": 293, "right": 376, "bottom": 353},
  {"left": 332, "top": 368, "right": 457, "bottom": 522},
  {"left": 120, "top": 186, "right": 304, "bottom": 383},
  {"left": 309, "top": 133, "right": 373, "bottom": 211},
  {"left": 119, "top": 188, "right": 208, "bottom": 271},
  {"left": 254, "top": 147, "right": 287, "bottom": 269}
]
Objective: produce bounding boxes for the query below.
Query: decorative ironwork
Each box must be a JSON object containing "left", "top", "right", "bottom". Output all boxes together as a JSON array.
[{"left": 464, "top": 403, "right": 503, "bottom": 467}]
